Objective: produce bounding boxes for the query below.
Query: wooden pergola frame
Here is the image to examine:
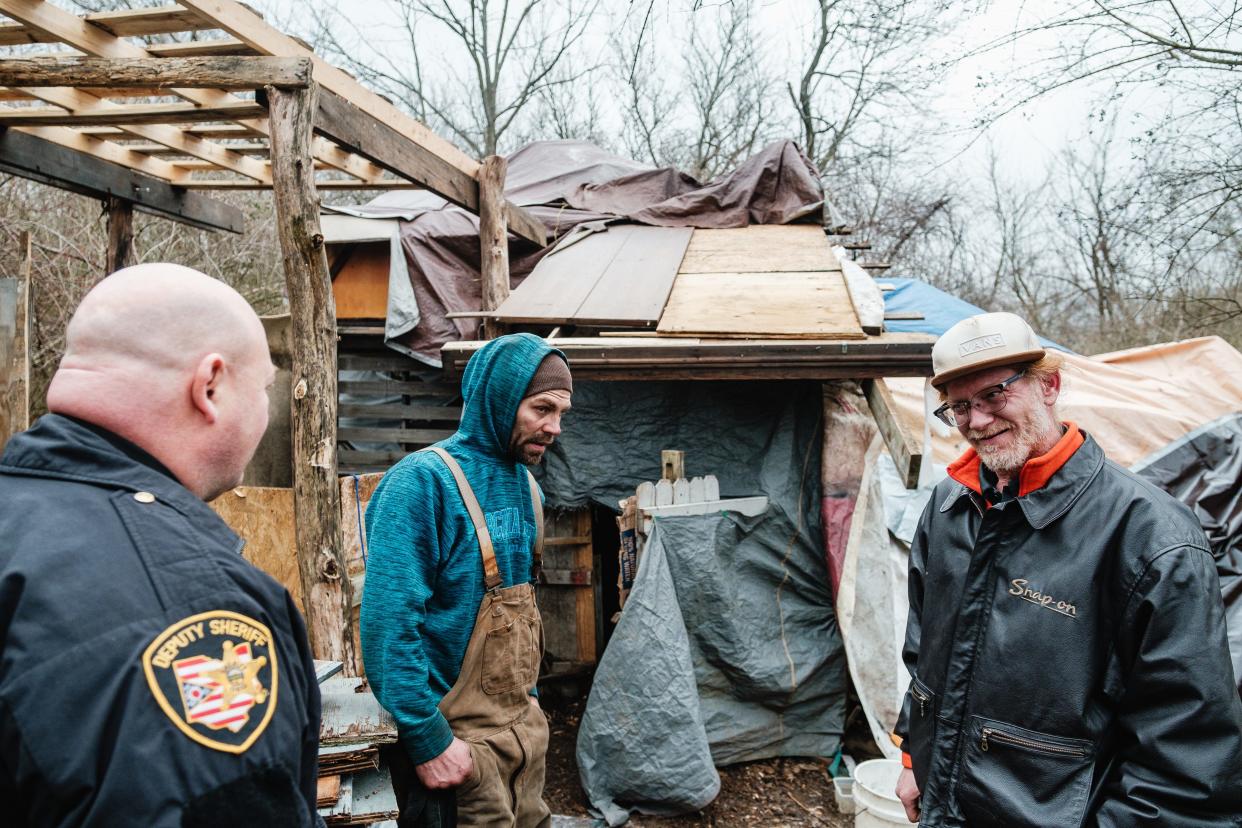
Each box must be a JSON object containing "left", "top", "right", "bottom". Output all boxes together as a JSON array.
[{"left": 0, "top": 0, "right": 545, "bottom": 669}]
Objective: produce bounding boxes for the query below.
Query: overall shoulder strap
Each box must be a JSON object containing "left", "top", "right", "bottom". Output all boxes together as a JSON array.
[
  {"left": 525, "top": 469, "right": 544, "bottom": 581},
  {"left": 422, "top": 447, "right": 502, "bottom": 591}
]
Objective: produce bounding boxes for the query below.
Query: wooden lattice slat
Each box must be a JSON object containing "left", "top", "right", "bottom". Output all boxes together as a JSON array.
[
  {"left": 18, "top": 123, "right": 181, "bottom": 179},
  {"left": 0, "top": 1, "right": 382, "bottom": 184},
  {"left": 0, "top": 99, "right": 266, "bottom": 126},
  {"left": 7, "top": 85, "right": 270, "bottom": 181},
  {"left": 147, "top": 38, "right": 254, "bottom": 57},
  {"left": 0, "top": 5, "right": 218, "bottom": 47}
]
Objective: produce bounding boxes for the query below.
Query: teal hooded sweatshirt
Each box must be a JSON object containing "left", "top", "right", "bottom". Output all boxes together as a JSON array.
[{"left": 360, "top": 333, "right": 560, "bottom": 765}]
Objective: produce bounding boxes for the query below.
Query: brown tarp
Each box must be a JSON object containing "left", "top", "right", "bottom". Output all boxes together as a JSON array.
[{"left": 327, "top": 140, "right": 824, "bottom": 366}]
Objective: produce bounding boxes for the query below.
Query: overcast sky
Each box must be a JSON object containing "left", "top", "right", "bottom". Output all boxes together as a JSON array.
[{"left": 258, "top": 0, "right": 1155, "bottom": 186}]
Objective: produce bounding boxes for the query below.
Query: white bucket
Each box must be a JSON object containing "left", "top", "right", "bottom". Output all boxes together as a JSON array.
[{"left": 853, "top": 759, "right": 916, "bottom": 827}]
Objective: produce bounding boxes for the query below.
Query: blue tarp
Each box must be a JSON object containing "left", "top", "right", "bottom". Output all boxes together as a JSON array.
[{"left": 880, "top": 277, "right": 1071, "bottom": 352}]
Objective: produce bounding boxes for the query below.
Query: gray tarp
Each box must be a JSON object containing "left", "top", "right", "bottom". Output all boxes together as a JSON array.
[
  {"left": 534, "top": 380, "right": 826, "bottom": 511},
  {"left": 537, "top": 381, "right": 844, "bottom": 824},
  {"left": 327, "top": 140, "right": 824, "bottom": 366}
]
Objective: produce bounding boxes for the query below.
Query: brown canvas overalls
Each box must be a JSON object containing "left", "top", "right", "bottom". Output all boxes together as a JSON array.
[{"left": 423, "top": 447, "right": 552, "bottom": 828}]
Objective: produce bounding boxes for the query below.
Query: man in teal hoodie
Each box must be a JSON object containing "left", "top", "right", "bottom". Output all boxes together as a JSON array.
[{"left": 362, "top": 333, "right": 571, "bottom": 828}]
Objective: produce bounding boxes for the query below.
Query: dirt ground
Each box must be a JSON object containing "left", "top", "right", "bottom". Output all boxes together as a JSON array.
[{"left": 541, "top": 692, "right": 857, "bottom": 827}]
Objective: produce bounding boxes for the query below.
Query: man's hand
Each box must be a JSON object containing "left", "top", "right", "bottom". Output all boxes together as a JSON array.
[
  {"left": 415, "top": 737, "right": 474, "bottom": 789},
  {"left": 895, "top": 767, "right": 920, "bottom": 823}
]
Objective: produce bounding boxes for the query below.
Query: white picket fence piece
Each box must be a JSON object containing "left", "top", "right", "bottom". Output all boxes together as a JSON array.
[
  {"left": 640, "top": 496, "right": 769, "bottom": 518},
  {"left": 655, "top": 479, "right": 673, "bottom": 506}
]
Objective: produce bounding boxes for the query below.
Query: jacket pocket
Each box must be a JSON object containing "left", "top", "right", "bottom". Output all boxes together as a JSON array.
[
  {"left": 481, "top": 615, "right": 539, "bottom": 695},
  {"left": 906, "top": 675, "right": 938, "bottom": 791},
  {"left": 958, "top": 715, "right": 1093, "bottom": 828}
]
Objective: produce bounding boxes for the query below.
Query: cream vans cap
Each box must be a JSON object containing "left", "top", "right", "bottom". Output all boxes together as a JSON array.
[{"left": 931, "top": 312, "right": 1045, "bottom": 389}]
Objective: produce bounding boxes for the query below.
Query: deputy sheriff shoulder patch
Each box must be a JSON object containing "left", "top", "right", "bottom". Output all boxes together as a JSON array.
[{"left": 142, "top": 610, "right": 279, "bottom": 754}]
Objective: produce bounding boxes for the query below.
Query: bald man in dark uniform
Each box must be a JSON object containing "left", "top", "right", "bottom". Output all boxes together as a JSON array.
[{"left": 0, "top": 264, "right": 321, "bottom": 827}]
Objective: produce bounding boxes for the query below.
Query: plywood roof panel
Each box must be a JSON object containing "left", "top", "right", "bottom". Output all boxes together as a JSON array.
[
  {"left": 656, "top": 270, "right": 864, "bottom": 339},
  {"left": 493, "top": 224, "right": 692, "bottom": 326},
  {"left": 678, "top": 225, "right": 841, "bottom": 274}
]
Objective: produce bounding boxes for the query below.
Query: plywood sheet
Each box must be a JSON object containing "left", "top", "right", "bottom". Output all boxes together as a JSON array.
[
  {"left": 210, "top": 486, "right": 302, "bottom": 614},
  {"left": 330, "top": 242, "right": 389, "bottom": 319},
  {"left": 341, "top": 472, "right": 384, "bottom": 576},
  {"left": 656, "top": 271, "right": 864, "bottom": 339},
  {"left": 495, "top": 225, "right": 692, "bottom": 326},
  {"left": 678, "top": 225, "right": 841, "bottom": 274}
]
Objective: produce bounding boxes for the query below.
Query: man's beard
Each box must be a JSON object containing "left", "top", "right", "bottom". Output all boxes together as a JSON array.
[
  {"left": 967, "top": 404, "right": 1058, "bottom": 476},
  {"left": 509, "top": 434, "right": 552, "bottom": 466}
]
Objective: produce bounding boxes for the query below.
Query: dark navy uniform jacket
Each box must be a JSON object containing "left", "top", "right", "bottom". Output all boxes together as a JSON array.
[{"left": 0, "top": 415, "right": 320, "bottom": 827}]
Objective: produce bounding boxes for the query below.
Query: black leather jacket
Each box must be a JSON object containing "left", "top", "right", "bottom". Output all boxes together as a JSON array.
[
  {"left": 0, "top": 415, "right": 321, "bottom": 826},
  {"left": 896, "top": 431, "right": 1242, "bottom": 827}
]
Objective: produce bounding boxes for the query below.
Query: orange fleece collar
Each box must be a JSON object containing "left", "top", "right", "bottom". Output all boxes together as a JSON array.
[{"left": 947, "top": 422, "right": 1084, "bottom": 502}]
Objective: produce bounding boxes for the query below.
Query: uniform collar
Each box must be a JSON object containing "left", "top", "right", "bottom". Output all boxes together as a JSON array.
[
  {"left": 1, "top": 414, "right": 234, "bottom": 531},
  {"left": 940, "top": 424, "right": 1102, "bottom": 528}
]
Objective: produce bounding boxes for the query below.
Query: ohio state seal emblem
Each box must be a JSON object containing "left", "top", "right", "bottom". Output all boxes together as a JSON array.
[{"left": 142, "top": 610, "right": 278, "bottom": 753}]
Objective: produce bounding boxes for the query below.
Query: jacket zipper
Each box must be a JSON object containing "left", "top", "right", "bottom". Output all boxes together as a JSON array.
[
  {"left": 980, "top": 727, "right": 1087, "bottom": 757},
  {"left": 911, "top": 683, "right": 931, "bottom": 717}
]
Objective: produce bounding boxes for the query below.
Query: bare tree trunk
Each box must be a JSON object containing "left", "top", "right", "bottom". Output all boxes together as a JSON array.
[
  {"left": 105, "top": 196, "right": 134, "bottom": 275},
  {"left": 478, "top": 154, "right": 509, "bottom": 340},
  {"left": 266, "top": 82, "right": 357, "bottom": 673}
]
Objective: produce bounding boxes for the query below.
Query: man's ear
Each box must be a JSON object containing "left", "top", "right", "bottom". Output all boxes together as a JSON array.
[
  {"left": 190, "top": 353, "right": 226, "bottom": 424},
  {"left": 1042, "top": 370, "right": 1062, "bottom": 406}
]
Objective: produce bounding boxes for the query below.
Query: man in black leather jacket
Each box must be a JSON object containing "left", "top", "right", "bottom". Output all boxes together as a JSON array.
[
  {"left": 0, "top": 264, "right": 321, "bottom": 826},
  {"left": 894, "top": 312, "right": 1242, "bottom": 827}
]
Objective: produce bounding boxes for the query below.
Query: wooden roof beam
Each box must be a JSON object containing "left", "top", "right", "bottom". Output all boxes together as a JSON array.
[
  {"left": 0, "top": 127, "right": 243, "bottom": 232},
  {"left": 312, "top": 87, "right": 546, "bottom": 246},
  {"left": 170, "top": 157, "right": 330, "bottom": 170},
  {"left": 17, "top": 124, "right": 181, "bottom": 179},
  {"left": 0, "top": 84, "right": 168, "bottom": 100},
  {"left": 112, "top": 139, "right": 268, "bottom": 155},
  {"left": 78, "top": 123, "right": 253, "bottom": 138},
  {"left": 147, "top": 38, "right": 255, "bottom": 58},
  {"left": 183, "top": 178, "right": 420, "bottom": 190},
  {"left": 0, "top": 99, "right": 265, "bottom": 126},
  {"left": 0, "top": 4, "right": 218, "bottom": 47},
  {"left": 0, "top": 56, "right": 312, "bottom": 90},
  {"left": 0, "top": 0, "right": 384, "bottom": 184}
]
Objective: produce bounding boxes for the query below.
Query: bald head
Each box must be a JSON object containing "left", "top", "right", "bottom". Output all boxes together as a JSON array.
[
  {"left": 48, "top": 263, "right": 275, "bottom": 500},
  {"left": 60, "top": 263, "right": 265, "bottom": 376}
]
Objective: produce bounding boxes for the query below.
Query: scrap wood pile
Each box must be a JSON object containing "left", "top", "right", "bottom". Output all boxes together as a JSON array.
[{"left": 315, "top": 662, "right": 399, "bottom": 826}]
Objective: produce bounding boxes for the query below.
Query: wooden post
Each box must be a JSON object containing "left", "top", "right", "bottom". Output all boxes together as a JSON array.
[
  {"left": 661, "top": 450, "right": 684, "bottom": 482},
  {"left": 1, "top": 231, "right": 31, "bottom": 451},
  {"left": 266, "top": 82, "right": 357, "bottom": 672},
  {"left": 862, "top": 378, "right": 923, "bottom": 488},
  {"left": 105, "top": 196, "right": 134, "bottom": 274},
  {"left": 478, "top": 154, "right": 509, "bottom": 340}
]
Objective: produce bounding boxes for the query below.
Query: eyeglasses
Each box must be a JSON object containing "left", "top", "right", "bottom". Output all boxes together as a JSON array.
[{"left": 933, "top": 371, "right": 1027, "bottom": 427}]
